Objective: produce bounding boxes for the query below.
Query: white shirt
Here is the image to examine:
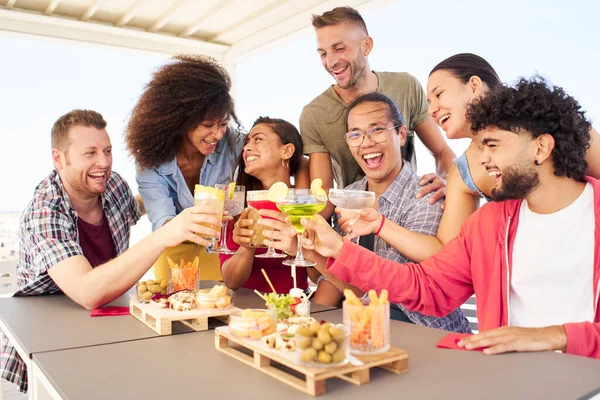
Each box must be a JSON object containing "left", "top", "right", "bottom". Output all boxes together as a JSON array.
[{"left": 510, "top": 183, "right": 596, "bottom": 327}]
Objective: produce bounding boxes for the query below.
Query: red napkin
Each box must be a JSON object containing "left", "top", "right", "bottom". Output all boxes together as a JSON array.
[
  {"left": 90, "top": 306, "right": 130, "bottom": 317},
  {"left": 437, "top": 333, "right": 484, "bottom": 351}
]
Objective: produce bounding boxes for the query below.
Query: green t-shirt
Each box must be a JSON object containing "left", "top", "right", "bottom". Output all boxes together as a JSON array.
[{"left": 299, "top": 71, "right": 429, "bottom": 187}]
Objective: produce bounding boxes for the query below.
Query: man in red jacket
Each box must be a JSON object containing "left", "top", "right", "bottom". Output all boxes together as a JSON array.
[{"left": 301, "top": 76, "right": 600, "bottom": 359}]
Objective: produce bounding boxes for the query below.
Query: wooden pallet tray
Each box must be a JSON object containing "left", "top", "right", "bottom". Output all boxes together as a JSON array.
[
  {"left": 214, "top": 327, "right": 408, "bottom": 396},
  {"left": 130, "top": 296, "right": 238, "bottom": 335}
]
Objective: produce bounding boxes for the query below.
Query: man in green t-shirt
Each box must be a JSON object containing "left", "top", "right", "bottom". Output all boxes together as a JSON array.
[{"left": 300, "top": 6, "right": 456, "bottom": 219}]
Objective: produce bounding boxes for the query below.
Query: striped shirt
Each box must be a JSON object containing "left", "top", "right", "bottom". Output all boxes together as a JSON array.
[
  {"left": 346, "top": 163, "right": 471, "bottom": 334},
  {"left": 1, "top": 169, "right": 141, "bottom": 392}
]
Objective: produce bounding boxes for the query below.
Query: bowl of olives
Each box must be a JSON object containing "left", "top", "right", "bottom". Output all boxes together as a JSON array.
[
  {"left": 295, "top": 321, "right": 349, "bottom": 367},
  {"left": 136, "top": 279, "right": 170, "bottom": 303}
]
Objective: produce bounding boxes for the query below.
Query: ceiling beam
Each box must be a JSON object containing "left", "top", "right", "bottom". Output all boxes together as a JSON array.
[
  {"left": 4, "top": 0, "right": 16, "bottom": 10},
  {"left": 206, "top": 0, "right": 288, "bottom": 42},
  {"left": 115, "top": 0, "right": 145, "bottom": 27},
  {"left": 43, "top": 0, "right": 60, "bottom": 16},
  {"left": 148, "top": 0, "right": 188, "bottom": 32},
  {"left": 178, "top": 0, "right": 235, "bottom": 38},
  {"left": 0, "top": 8, "right": 229, "bottom": 58},
  {"left": 80, "top": 0, "right": 98, "bottom": 22}
]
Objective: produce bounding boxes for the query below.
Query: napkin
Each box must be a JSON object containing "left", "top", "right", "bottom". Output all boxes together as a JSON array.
[
  {"left": 437, "top": 333, "right": 484, "bottom": 351},
  {"left": 90, "top": 306, "right": 130, "bottom": 317}
]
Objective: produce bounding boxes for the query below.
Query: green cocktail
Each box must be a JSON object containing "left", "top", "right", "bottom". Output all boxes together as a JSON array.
[
  {"left": 276, "top": 189, "right": 327, "bottom": 268},
  {"left": 277, "top": 203, "right": 326, "bottom": 234}
]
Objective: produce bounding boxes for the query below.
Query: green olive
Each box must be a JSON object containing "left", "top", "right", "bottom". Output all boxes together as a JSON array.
[
  {"left": 160, "top": 289, "right": 168, "bottom": 295},
  {"left": 311, "top": 339, "right": 324, "bottom": 351},
  {"left": 320, "top": 322, "right": 332, "bottom": 332},
  {"left": 149, "top": 284, "right": 162, "bottom": 293},
  {"left": 324, "top": 341, "right": 337, "bottom": 354},
  {"left": 317, "top": 351, "right": 332, "bottom": 364},
  {"left": 317, "top": 330, "right": 332, "bottom": 345},
  {"left": 160, "top": 281, "right": 169, "bottom": 289},
  {"left": 296, "top": 326, "right": 313, "bottom": 337},
  {"left": 137, "top": 284, "right": 147, "bottom": 294},
  {"left": 141, "top": 291, "right": 153, "bottom": 300},
  {"left": 138, "top": 281, "right": 146, "bottom": 285},
  {"left": 309, "top": 321, "right": 321, "bottom": 334},
  {"left": 298, "top": 337, "right": 312, "bottom": 349},
  {"left": 332, "top": 349, "right": 346, "bottom": 363},
  {"left": 329, "top": 327, "right": 345, "bottom": 341},
  {"left": 146, "top": 280, "right": 156, "bottom": 285},
  {"left": 300, "top": 348, "right": 317, "bottom": 363}
]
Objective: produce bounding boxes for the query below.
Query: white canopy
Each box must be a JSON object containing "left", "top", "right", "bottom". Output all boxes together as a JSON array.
[{"left": 0, "top": 0, "right": 396, "bottom": 62}]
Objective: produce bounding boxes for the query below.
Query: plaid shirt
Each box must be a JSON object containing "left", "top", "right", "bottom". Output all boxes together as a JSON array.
[
  {"left": 346, "top": 163, "right": 472, "bottom": 334},
  {"left": 1, "top": 170, "right": 140, "bottom": 392}
]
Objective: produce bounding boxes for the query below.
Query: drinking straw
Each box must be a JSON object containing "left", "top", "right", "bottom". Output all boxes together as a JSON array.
[
  {"left": 261, "top": 268, "right": 277, "bottom": 294},
  {"left": 253, "top": 290, "right": 267, "bottom": 301}
]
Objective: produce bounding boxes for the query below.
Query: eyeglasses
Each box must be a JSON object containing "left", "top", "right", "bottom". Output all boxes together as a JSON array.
[{"left": 344, "top": 124, "right": 401, "bottom": 147}]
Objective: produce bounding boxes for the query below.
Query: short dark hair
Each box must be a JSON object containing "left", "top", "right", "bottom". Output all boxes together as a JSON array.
[
  {"left": 125, "top": 54, "right": 241, "bottom": 169},
  {"left": 430, "top": 53, "right": 502, "bottom": 91},
  {"left": 236, "top": 117, "right": 304, "bottom": 192},
  {"left": 345, "top": 92, "right": 405, "bottom": 132},
  {"left": 311, "top": 6, "right": 368, "bottom": 35},
  {"left": 468, "top": 76, "right": 592, "bottom": 181},
  {"left": 51, "top": 109, "right": 106, "bottom": 152}
]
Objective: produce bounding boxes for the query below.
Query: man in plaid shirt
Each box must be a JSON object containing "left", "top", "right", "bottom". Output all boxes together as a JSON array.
[
  {"left": 311, "top": 93, "right": 471, "bottom": 333},
  {"left": 1, "top": 110, "right": 223, "bottom": 392}
]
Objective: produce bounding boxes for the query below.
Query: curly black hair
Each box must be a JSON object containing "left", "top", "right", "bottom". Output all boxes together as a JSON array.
[
  {"left": 468, "top": 76, "right": 591, "bottom": 181},
  {"left": 125, "top": 54, "right": 242, "bottom": 169}
]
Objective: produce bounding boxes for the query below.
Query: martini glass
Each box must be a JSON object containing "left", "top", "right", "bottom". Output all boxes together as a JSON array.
[
  {"left": 329, "top": 189, "right": 376, "bottom": 238},
  {"left": 210, "top": 184, "right": 245, "bottom": 255},
  {"left": 247, "top": 190, "right": 287, "bottom": 259},
  {"left": 276, "top": 189, "right": 327, "bottom": 268}
]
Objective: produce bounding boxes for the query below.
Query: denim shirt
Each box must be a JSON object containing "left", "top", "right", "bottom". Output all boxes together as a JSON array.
[{"left": 137, "top": 129, "right": 244, "bottom": 231}]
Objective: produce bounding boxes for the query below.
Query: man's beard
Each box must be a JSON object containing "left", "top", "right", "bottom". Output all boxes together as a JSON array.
[
  {"left": 491, "top": 163, "right": 540, "bottom": 201},
  {"left": 338, "top": 57, "right": 367, "bottom": 90}
]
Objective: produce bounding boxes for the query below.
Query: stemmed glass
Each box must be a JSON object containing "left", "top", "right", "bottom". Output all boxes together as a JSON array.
[
  {"left": 210, "top": 184, "right": 245, "bottom": 254},
  {"left": 276, "top": 189, "right": 327, "bottom": 267},
  {"left": 247, "top": 190, "right": 287, "bottom": 259},
  {"left": 329, "top": 189, "right": 376, "bottom": 238}
]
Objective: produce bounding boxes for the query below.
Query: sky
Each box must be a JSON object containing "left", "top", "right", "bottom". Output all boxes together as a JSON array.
[{"left": 1, "top": 0, "right": 599, "bottom": 215}]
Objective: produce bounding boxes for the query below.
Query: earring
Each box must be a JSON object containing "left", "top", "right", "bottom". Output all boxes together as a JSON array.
[
  {"left": 281, "top": 159, "right": 290, "bottom": 170},
  {"left": 468, "top": 96, "right": 474, "bottom": 104},
  {"left": 534, "top": 160, "right": 541, "bottom": 166}
]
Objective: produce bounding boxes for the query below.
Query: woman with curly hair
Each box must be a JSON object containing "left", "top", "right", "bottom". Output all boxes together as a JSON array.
[
  {"left": 220, "top": 117, "right": 315, "bottom": 293},
  {"left": 342, "top": 53, "right": 600, "bottom": 257},
  {"left": 125, "top": 55, "right": 245, "bottom": 281}
]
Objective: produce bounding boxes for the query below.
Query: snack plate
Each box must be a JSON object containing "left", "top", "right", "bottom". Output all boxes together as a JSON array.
[
  {"left": 129, "top": 295, "right": 238, "bottom": 335},
  {"left": 214, "top": 326, "right": 408, "bottom": 396}
]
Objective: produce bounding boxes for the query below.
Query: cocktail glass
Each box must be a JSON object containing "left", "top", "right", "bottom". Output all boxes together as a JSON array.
[
  {"left": 247, "top": 190, "right": 287, "bottom": 259},
  {"left": 329, "top": 189, "right": 376, "bottom": 238},
  {"left": 210, "top": 184, "right": 245, "bottom": 255},
  {"left": 194, "top": 184, "right": 225, "bottom": 246},
  {"left": 276, "top": 189, "right": 327, "bottom": 268}
]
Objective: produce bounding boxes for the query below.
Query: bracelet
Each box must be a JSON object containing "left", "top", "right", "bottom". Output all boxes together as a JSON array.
[{"left": 374, "top": 215, "right": 385, "bottom": 236}]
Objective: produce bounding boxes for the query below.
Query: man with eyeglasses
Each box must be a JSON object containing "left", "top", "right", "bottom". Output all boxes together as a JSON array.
[
  {"left": 300, "top": 6, "right": 456, "bottom": 220},
  {"left": 311, "top": 92, "right": 471, "bottom": 333}
]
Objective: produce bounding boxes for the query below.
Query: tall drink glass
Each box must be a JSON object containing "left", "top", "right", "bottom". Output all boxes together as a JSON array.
[
  {"left": 247, "top": 190, "right": 287, "bottom": 259},
  {"left": 194, "top": 184, "right": 225, "bottom": 246}
]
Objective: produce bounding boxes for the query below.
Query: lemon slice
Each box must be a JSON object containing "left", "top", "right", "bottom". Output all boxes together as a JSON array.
[
  {"left": 228, "top": 182, "right": 236, "bottom": 199},
  {"left": 268, "top": 182, "right": 289, "bottom": 202},
  {"left": 310, "top": 178, "right": 326, "bottom": 197}
]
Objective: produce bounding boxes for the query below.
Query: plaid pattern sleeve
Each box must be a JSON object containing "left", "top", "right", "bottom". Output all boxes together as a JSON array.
[
  {"left": 376, "top": 165, "right": 471, "bottom": 333},
  {"left": 1, "top": 170, "right": 140, "bottom": 393}
]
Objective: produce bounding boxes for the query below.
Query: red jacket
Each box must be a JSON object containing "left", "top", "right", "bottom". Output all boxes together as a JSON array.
[{"left": 327, "top": 177, "right": 600, "bottom": 359}]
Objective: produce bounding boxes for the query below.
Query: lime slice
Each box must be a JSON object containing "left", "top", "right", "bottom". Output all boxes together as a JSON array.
[
  {"left": 310, "top": 178, "right": 326, "bottom": 197},
  {"left": 228, "top": 182, "right": 235, "bottom": 199},
  {"left": 268, "top": 182, "right": 289, "bottom": 202}
]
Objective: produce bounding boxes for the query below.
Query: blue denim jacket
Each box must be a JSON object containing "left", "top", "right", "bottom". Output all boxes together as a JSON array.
[{"left": 137, "top": 130, "right": 244, "bottom": 231}]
